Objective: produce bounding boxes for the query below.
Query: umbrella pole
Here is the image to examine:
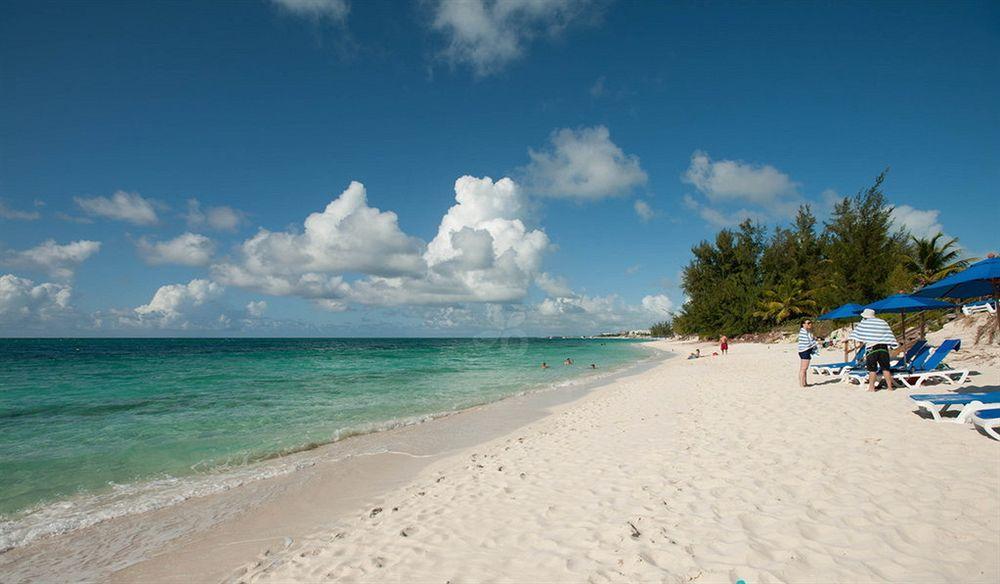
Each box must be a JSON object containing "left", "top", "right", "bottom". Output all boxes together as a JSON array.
[
  {"left": 993, "top": 279, "right": 999, "bottom": 335},
  {"left": 920, "top": 311, "right": 926, "bottom": 339}
]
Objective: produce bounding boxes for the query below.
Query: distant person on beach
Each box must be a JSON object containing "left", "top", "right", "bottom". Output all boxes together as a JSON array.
[
  {"left": 687, "top": 348, "right": 701, "bottom": 360},
  {"left": 849, "top": 308, "right": 900, "bottom": 392},
  {"left": 541, "top": 362, "right": 549, "bottom": 369},
  {"left": 720, "top": 336, "right": 729, "bottom": 355},
  {"left": 797, "top": 319, "right": 818, "bottom": 387}
]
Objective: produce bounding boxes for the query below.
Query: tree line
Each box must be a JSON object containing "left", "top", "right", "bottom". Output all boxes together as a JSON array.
[{"left": 662, "top": 171, "right": 974, "bottom": 339}]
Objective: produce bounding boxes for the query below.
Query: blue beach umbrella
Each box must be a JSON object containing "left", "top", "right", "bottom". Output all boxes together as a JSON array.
[
  {"left": 817, "top": 303, "right": 864, "bottom": 321},
  {"left": 864, "top": 294, "right": 955, "bottom": 338},
  {"left": 913, "top": 256, "right": 1000, "bottom": 330}
]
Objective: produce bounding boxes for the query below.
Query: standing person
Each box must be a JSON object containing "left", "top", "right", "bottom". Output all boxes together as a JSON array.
[
  {"left": 849, "top": 308, "right": 900, "bottom": 392},
  {"left": 797, "top": 319, "right": 817, "bottom": 387},
  {"left": 720, "top": 335, "right": 729, "bottom": 355}
]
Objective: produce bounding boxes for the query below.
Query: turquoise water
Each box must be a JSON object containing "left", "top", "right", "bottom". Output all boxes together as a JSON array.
[{"left": 0, "top": 337, "right": 648, "bottom": 539}]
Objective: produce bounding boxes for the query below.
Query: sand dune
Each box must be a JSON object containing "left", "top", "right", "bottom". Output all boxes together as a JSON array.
[{"left": 231, "top": 340, "right": 1000, "bottom": 583}]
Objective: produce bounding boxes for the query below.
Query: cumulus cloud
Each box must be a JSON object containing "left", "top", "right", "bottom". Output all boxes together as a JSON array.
[
  {"left": 136, "top": 233, "right": 215, "bottom": 267},
  {"left": 641, "top": 294, "right": 673, "bottom": 316},
  {"left": 431, "top": 0, "right": 603, "bottom": 76},
  {"left": 213, "top": 181, "right": 425, "bottom": 297},
  {"left": 1, "top": 239, "right": 101, "bottom": 279},
  {"left": 215, "top": 177, "right": 551, "bottom": 307},
  {"left": 74, "top": 191, "right": 159, "bottom": 225},
  {"left": 118, "top": 279, "right": 225, "bottom": 328},
  {"left": 536, "top": 272, "right": 573, "bottom": 297},
  {"left": 246, "top": 300, "right": 268, "bottom": 317},
  {"left": 891, "top": 204, "right": 946, "bottom": 240},
  {"left": 0, "top": 200, "right": 40, "bottom": 221},
  {"left": 524, "top": 126, "right": 647, "bottom": 200},
  {"left": 634, "top": 199, "right": 655, "bottom": 222},
  {"left": 0, "top": 273, "right": 73, "bottom": 324},
  {"left": 683, "top": 151, "right": 799, "bottom": 206},
  {"left": 271, "top": 0, "right": 349, "bottom": 21},
  {"left": 185, "top": 199, "right": 247, "bottom": 232}
]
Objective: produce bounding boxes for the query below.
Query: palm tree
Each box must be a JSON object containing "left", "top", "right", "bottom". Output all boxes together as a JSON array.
[
  {"left": 753, "top": 279, "right": 818, "bottom": 324},
  {"left": 901, "top": 233, "right": 978, "bottom": 337},
  {"left": 902, "top": 233, "right": 976, "bottom": 289}
]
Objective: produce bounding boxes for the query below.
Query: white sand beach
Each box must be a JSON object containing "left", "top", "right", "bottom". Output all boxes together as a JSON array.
[
  {"left": 223, "top": 339, "right": 999, "bottom": 583},
  {"left": 4, "top": 339, "right": 999, "bottom": 584}
]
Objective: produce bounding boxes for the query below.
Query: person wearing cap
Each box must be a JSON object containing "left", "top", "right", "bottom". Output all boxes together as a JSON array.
[{"left": 849, "top": 308, "right": 900, "bottom": 391}]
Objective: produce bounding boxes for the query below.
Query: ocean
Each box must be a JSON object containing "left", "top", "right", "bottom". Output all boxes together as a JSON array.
[{"left": 0, "top": 337, "right": 651, "bottom": 550}]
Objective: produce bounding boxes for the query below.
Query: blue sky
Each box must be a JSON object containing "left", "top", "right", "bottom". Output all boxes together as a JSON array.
[{"left": 1, "top": 0, "right": 997, "bottom": 336}]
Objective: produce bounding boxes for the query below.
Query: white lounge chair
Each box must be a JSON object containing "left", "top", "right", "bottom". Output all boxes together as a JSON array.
[
  {"left": 971, "top": 408, "right": 1000, "bottom": 440},
  {"left": 909, "top": 392, "right": 1000, "bottom": 423}
]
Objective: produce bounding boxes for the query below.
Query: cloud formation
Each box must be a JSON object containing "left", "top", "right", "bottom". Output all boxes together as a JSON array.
[
  {"left": 74, "top": 191, "right": 159, "bottom": 225},
  {"left": 634, "top": 199, "right": 655, "bottom": 222},
  {"left": 216, "top": 177, "right": 551, "bottom": 307},
  {"left": 0, "top": 200, "right": 40, "bottom": 221},
  {"left": 136, "top": 233, "right": 215, "bottom": 267},
  {"left": 524, "top": 126, "right": 647, "bottom": 200},
  {"left": 0, "top": 273, "right": 73, "bottom": 324},
  {"left": 213, "top": 181, "right": 425, "bottom": 299},
  {"left": 271, "top": 0, "right": 349, "bottom": 21},
  {"left": 683, "top": 151, "right": 799, "bottom": 207},
  {"left": 1, "top": 239, "right": 102, "bottom": 279},
  {"left": 120, "top": 279, "right": 225, "bottom": 328},
  {"left": 891, "top": 204, "right": 945, "bottom": 240},
  {"left": 246, "top": 300, "right": 267, "bottom": 317},
  {"left": 431, "top": 0, "right": 602, "bottom": 75},
  {"left": 186, "top": 199, "right": 247, "bottom": 232}
]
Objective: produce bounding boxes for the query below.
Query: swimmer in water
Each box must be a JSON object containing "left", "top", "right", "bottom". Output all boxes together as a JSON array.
[
  {"left": 541, "top": 362, "right": 550, "bottom": 369},
  {"left": 590, "top": 363, "right": 597, "bottom": 369},
  {"left": 564, "top": 358, "right": 573, "bottom": 365}
]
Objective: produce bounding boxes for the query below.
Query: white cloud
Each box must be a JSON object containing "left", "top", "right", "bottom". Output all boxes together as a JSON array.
[
  {"left": 122, "top": 279, "right": 225, "bottom": 328},
  {"left": 524, "top": 126, "right": 647, "bottom": 200},
  {"left": 431, "top": 0, "right": 602, "bottom": 76},
  {"left": 74, "top": 191, "right": 159, "bottom": 225},
  {"left": 891, "top": 204, "right": 945, "bottom": 240},
  {"left": 137, "top": 233, "right": 215, "bottom": 267},
  {"left": 0, "top": 273, "right": 72, "bottom": 324},
  {"left": 216, "top": 177, "right": 551, "bottom": 307},
  {"left": 536, "top": 272, "right": 573, "bottom": 297},
  {"left": 1, "top": 239, "right": 101, "bottom": 279},
  {"left": 186, "top": 199, "right": 246, "bottom": 232},
  {"left": 633, "top": 199, "right": 655, "bottom": 222},
  {"left": 246, "top": 300, "right": 267, "bottom": 317},
  {"left": 213, "top": 181, "right": 425, "bottom": 297},
  {"left": 0, "top": 200, "right": 40, "bottom": 221},
  {"left": 271, "top": 0, "right": 349, "bottom": 21},
  {"left": 641, "top": 294, "right": 673, "bottom": 316},
  {"left": 683, "top": 151, "right": 798, "bottom": 207},
  {"left": 351, "top": 176, "right": 550, "bottom": 305}
]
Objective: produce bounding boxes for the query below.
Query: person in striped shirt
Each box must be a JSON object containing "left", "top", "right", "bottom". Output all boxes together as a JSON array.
[
  {"left": 797, "top": 319, "right": 818, "bottom": 387},
  {"left": 849, "top": 308, "right": 900, "bottom": 392}
]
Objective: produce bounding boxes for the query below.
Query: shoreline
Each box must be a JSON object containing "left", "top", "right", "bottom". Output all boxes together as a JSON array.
[
  {"left": 0, "top": 342, "right": 669, "bottom": 583},
  {"left": 230, "top": 339, "right": 998, "bottom": 583}
]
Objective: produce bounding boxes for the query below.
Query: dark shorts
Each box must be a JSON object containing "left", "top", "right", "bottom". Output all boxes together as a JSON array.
[
  {"left": 798, "top": 349, "right": 813, "bottom": 360},
  {"left": 865, "top": 344, "right": 892, "bottom": 372}
]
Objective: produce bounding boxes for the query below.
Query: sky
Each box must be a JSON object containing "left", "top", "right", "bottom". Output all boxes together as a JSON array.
[{"left": 1, "top": 0, "right": 998, "bottom": 337}]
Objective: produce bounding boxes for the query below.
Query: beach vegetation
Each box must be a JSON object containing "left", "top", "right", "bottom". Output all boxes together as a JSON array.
[{"left": 671, "top": 171, "right": 977, "bottom": 338}]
